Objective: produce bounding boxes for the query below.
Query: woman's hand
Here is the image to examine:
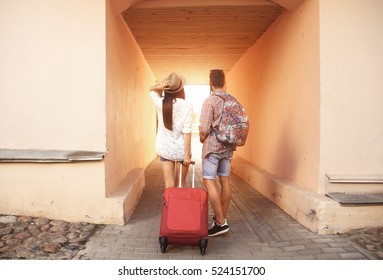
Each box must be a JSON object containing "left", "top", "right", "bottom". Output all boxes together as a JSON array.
[
  {"left": 162, "top": 80, "right": 171, "bottom": 91},
  {"left": 183, "top": 154, "right": 191, "bottom": 165},
  {"left": 183, "top": 133, "right": 192, "bottom": 166},
  {"left": 150, "top": 80, "right": 171, "bottom": 92}
]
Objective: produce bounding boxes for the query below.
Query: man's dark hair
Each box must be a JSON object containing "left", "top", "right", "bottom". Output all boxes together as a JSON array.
[{"left": 209, "top": 69, "right": 225, "bottom": 88}]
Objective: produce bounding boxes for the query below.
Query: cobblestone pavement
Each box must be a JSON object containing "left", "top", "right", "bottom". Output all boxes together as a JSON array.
[
  {"left": 0, "top": 215, "right": 101, "bottom": 260},
  {"left": 1, "top": 158, "right": 382, "bottom": 260},
  {"left": 341, "top": 228, "right": 383, "bottom": 260}
]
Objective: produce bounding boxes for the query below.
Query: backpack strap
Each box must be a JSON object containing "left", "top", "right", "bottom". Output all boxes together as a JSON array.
[{"left": 211, "top": 91, "right": 227, "bottom": 137}]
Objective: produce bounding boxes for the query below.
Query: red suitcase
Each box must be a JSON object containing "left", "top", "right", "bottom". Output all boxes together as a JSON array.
[{"left": 159, "top": 161, "right": 208, "bottom": 255}]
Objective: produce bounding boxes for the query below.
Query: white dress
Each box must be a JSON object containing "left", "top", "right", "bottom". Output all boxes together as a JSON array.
[{"left": 150, "top": 91, "right": 193, "bottom": 161}]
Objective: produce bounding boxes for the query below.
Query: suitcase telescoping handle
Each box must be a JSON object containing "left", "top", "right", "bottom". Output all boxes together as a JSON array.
[{"left": 178, "top": 161, "right": 195, "bottom": 188}]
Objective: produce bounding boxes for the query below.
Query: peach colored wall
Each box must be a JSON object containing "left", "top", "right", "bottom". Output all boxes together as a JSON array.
[
  {"left": 0, "top": 0, "right": 112, "bottom": 223},
  {"left": 227, "top": 0, "right": 320, "bottom": 192},
  {"left": 0, "top": 0, "right": 156, "bottom": 224},
  {"left": 105, "top": 0, "right": 157, "bottom": 194},
  {"left": 319, "top": 0, "right": 383, "bottom": 192},
  {"left": 0, "top": 0, "right": 106, "bottom": 151},
  {"left": 0, "top": 162, "right": 108, "bottom": 223}
]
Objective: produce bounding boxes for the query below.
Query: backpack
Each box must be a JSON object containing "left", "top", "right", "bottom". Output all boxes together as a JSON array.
[{"left": 214, "top": 91, "right": 249, "bottom": 146}]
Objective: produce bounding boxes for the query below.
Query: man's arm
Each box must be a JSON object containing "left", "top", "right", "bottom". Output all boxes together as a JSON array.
[
  {"left": 199, "top": 99, "right": 212, "bottom": 143},
  {"left": 199, "top": 131, "right": 208, "bottom": 143}
]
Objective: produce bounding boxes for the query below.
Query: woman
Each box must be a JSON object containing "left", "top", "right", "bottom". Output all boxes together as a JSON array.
[{"left": 149, "top": 72, "right": 193, "bottom": 188}]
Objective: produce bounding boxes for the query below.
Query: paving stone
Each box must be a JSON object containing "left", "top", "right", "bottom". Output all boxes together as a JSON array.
[
  {"left": 321, "top": 247, "right": 347, "bottom": 254},
  {"left": 339, "top": 252, "right": 367, "bottom": 259},
  {"left": 283, "top": 245, "right": 306, "bottom": 252},
  {"left": 0, "top": 216, "right": 17, "bottom": 223},
  {"left": 315, "top": 253, "right": 342, "bottom": 260}
]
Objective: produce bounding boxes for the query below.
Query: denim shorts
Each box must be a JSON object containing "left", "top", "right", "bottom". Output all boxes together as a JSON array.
[{"left": 202, "top": 148, "right": 233, "bottom": 180}]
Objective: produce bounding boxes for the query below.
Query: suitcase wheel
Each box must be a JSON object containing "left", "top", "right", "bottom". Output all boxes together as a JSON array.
[
  {"left": 159, "top": 237, "right": 168, "bottom": 253},
  {"left": 199, "top": 239, "right": 208, "bottom": 255}
]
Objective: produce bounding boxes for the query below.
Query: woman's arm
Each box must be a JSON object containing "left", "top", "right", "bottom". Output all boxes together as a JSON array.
[
  {"left": 150, "top": 80, "right": 171, "bottom": 94},
  {"left": 183, "top": 132, "right": 192, "bottom": 165},
  {"left": 150, "top": 83, "right": 163, "bottom": 94}
]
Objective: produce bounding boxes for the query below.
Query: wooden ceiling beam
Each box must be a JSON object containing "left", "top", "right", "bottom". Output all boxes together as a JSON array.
[
  {"left": 270, "top": 0, "right": 305, "bottom": 11},
  {"left": 131, "top": 0, "right": 278, "bottom": 9}
]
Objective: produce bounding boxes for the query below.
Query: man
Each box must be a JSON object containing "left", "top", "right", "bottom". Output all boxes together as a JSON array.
[{"left": 199, "top": 69, "right": 235, "bottom": 237}]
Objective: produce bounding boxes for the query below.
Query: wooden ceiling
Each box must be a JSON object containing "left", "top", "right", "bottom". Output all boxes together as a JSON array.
[{"left": 122, "top": 0, "right": 284, "bottom": 84}]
